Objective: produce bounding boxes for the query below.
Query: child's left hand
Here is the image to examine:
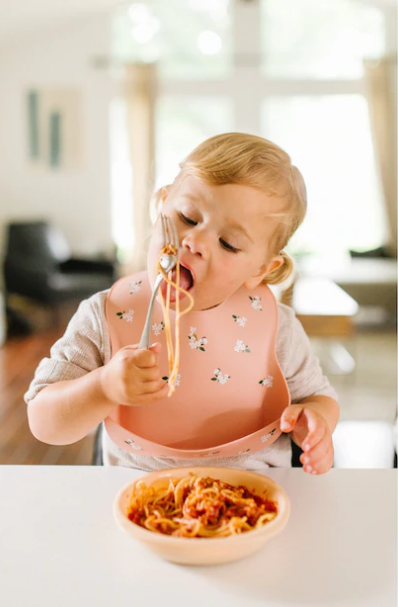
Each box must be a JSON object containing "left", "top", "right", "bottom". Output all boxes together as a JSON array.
[{"left": 280, "top": 404, "right": 334, "bottom": 475}]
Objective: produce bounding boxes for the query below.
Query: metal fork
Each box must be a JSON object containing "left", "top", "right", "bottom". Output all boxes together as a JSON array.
[{"left": 139, "top": 214, "right": 179, "bottom": 349}]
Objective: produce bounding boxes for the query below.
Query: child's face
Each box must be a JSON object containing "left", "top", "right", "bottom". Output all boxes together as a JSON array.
[{"left": 147, "top": 175, "right": 283, "bottom": 311}]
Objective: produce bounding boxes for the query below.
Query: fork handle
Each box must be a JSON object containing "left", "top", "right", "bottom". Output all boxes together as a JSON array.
[{"left": 139, "top": 273, "right": 164, "bottom": 349}]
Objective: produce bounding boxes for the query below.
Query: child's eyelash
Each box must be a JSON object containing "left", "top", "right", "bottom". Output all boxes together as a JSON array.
[
  {"left": 178, "top": 211, "right": 239, "bottom": 253},
  {"left": 178, "top": 212, "right": 197, "bottom": 226},
  {"left": 220, "top": 239, "right": 240, "bottom": 253}
]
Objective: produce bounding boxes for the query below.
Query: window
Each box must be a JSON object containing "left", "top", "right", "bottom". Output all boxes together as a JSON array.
[
  {"left": 111, "top": 0, "right": 393, "bottom": 259},
  {"left": 112, "top": 0, "right": 232, "bottom": 80},
  {"left": 262, "top": 95, "right": 387, "bottom": 256},
  {"left": 261, "top": 0, "right": 385, "bottom": 80},
  {"left": 156, "top": 97, "right": 234, "bottom": 188}
]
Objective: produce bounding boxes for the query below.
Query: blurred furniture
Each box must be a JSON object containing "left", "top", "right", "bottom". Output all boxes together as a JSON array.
[
  {"left": 0, "top": 290, "right": 5, "bottom": 346},
  {"left": 333, "top": 258, "right": 397, "bottom": 323},
  {"left": 299, "top": 257, "right": 397, "bottom": 324},
  {"left": 93, "top": 424, "right": 104, "bottom": 465},
  {"left": 279, "top": 277, "right": 359, "bottom": 374},
  {"left": 292, "top": 277, "right": 359, "bottom": 338},
  {"left": 3, "top": 221, "right": 117, "bottom": 328}
]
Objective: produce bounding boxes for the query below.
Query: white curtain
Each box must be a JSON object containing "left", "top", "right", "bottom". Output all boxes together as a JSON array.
[
  {"left": 124, "top": 62, "right": 157, "bottom": 273},
  {"left": 364, "top": 55, "right": 397, "bottom": 257}
]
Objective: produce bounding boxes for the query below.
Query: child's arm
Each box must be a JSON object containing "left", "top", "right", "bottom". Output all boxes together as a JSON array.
[
  {"left": 28, "top": 342, "right": 169, "bottom": 445},
  {"left": 276, "top": 303, "right": 340, "bottom": 475},
  {"left": 280, "top": 395, "right": 340, "bottom": 475}
]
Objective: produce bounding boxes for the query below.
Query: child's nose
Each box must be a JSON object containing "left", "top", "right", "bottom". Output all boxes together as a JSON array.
[{"left": 181, "top": 229, "right": 208, "bottom": 258}]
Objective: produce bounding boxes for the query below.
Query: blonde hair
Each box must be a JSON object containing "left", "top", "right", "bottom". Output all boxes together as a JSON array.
[{"left": 152, "top": 132, "right": 307, "bottom": 285}]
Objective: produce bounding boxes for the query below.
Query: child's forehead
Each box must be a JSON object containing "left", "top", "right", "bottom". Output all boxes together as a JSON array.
[
  {"left": 173, "top": 174, "right": 214, "bottom": 200},
  {"left": 173, "top": 174, "right": 283, "bottom": 211},
  {"left": 174, "top": 175, "right": 272, "bottom": 204}
]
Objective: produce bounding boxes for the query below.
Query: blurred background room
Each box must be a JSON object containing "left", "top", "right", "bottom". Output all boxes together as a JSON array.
[{"left": 0, "top": 0, "right": 396, "bottom": 467}]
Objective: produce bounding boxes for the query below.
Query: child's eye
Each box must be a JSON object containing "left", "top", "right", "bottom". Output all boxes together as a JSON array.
[
  {"left": 220, "top": 238, "right": 240, "bottom": 253},
  {"left": 178, "top": 212, "right": 197, "bottom": 226}
]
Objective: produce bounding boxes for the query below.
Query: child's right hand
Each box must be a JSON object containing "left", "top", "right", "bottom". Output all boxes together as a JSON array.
[{"left": 99, "top": 342, "right": 169, "bottom": 406}]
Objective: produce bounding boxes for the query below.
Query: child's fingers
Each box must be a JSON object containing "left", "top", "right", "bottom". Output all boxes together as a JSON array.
[
  {"left": 301, "top": 407, "right": 326, "bottom": 451},
  {"left": 141, "top": 367, "right": 161, "bottom": 383},
  {"left": 302, "top": 442, "right": 334, "bottom": 475},
  {"left": 134, "top": 346, "right": 160, "bottom": 369},
  {"left": 148, "top": 342, "right": 162, "bottom": 355},
  {"left": 140, "top": 379, "right": 169, "bottom": 397},
  {"left": 300, "top": 408, "right": 326, "bottom": 452},
  {"left": 116, "top": 345, "right": 157, "bottom": 369},
  {"left": 300, "top": 431, "right": 330, "bottom": 467},
  {"left": 280, "top": 405, "right": 304, "bottom": 432}
]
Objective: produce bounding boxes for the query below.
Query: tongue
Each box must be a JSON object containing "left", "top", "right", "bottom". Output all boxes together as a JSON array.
[
  {"left": 174, "top": 266, "right": 193, "bottom": 291},
  {"left": 160, "top": 266, "right": 193, "bottom": 302}
]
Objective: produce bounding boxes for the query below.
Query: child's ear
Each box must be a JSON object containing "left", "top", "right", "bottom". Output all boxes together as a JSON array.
[{"left": 243, "top": 256, "right": 284, "bottom": 290}]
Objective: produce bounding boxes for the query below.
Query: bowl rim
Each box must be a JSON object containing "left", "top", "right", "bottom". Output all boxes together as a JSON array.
[{"left": 113, "top": 466, "right": 290, "bottom": 545}]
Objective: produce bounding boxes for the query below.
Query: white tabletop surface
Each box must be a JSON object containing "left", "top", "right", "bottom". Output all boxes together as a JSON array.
[{"left": 0, "top": 466, "right": 396, "bottom": 607}]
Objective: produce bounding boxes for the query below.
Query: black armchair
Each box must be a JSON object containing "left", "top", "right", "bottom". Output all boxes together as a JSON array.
[{"left": 3, "top": 221, "right": 117, "bottom": 307}]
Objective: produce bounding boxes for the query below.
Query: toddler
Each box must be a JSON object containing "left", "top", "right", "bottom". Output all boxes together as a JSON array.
[{"left": 26, "top": 133, "right": 339, "bottom": 474}]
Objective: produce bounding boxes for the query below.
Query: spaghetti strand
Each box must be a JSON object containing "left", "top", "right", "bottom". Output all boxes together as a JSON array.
[
  {"left": 157, "top": 251, "right": 194, "bottom": 396},
  {"left": 127, "top": 474, "right": 278, "bottom": 538}
]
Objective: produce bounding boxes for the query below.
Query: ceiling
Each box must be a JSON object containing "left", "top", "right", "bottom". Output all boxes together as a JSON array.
[
  {"left": 0, "top": 0, "right": 396, "bottom": 46},
  {"left": 0, "top": 0, "right": 122, "bottom": 46}
]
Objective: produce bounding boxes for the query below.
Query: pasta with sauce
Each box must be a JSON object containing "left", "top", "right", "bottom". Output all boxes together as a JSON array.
[{"left": 127, "top": 474, "right": 278, "bottom": 538}]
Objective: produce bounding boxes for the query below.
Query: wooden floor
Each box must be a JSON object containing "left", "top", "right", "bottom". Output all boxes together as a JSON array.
[{"left": 0, "top": 329, "right": 95, "bottom": 465}]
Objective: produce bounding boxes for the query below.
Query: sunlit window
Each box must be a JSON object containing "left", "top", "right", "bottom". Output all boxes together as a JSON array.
[
  {"left": 261, "top": 0, "right": 385, "bottom": 79},
  {"left": 155, "top": 97, "right": 233, "bottom": 188},
  {"left": 110, "top": 0, "right": 393, "bottom": 260},
  {"left": 112, "top": 0, "right": 232, "bottom": 80},
  {"left": 262, "top": 95, "right": 387, "bottom": 257}
]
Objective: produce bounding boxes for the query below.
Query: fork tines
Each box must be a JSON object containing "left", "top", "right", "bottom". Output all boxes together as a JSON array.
[{"left": 161, "top": 213, "right": 179, "bottom": 253}]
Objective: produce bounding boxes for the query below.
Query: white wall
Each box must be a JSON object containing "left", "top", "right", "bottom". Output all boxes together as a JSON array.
[{"left": 0, "top": 15, "right": 114, "bottom": 263}]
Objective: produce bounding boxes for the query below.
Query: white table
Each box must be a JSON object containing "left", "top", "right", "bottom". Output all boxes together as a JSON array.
[{"left": 0, "top": 467, "right": 396, "bottom": 607}]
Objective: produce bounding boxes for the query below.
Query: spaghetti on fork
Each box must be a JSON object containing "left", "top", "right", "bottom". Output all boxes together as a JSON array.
[{"left": 156, "top": 215, "right": 194, "bottom": 396}]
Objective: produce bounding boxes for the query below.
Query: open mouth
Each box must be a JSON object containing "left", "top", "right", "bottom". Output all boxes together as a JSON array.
[{"left": 160, "top": 263, "right": 194, "bottom": 303}]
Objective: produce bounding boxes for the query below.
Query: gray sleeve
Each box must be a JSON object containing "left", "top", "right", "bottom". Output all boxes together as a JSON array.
[
  {"left": 276, "top": 303, "right": 339, "bottom": 404},
  {"left": 24, "top": 290, "right": 111, "bottom": 404}
]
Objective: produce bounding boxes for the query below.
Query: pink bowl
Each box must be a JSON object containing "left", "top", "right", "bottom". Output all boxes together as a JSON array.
[{"left": 113, "top": 466, "right": 290, "bottom": 565}]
